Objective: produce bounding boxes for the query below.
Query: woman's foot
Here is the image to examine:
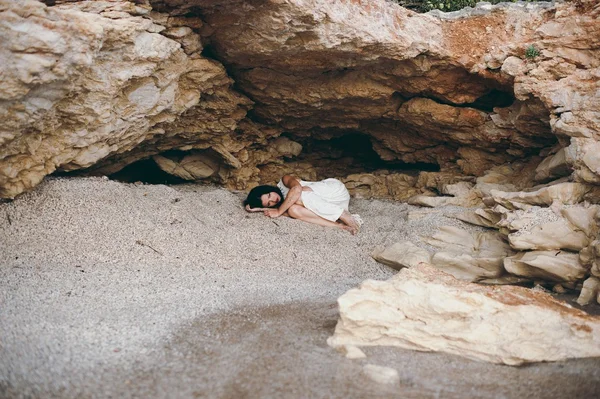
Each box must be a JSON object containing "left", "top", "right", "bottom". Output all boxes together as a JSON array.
[
  {"left": 342, "top": 224, "right": 358, "bottom": 235},
  {"left": 339, "top": 210, "right": 360, "bottom": 235}
]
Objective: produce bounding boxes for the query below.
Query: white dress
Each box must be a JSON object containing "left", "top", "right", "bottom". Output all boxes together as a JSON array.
[{"left": 277, "top": 178, "right": 350, "bottom": 222}]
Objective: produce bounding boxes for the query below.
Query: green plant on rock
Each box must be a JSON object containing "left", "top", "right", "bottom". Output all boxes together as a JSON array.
[{"left": 525, "top": 44, "right": 541, "bottom": 59}]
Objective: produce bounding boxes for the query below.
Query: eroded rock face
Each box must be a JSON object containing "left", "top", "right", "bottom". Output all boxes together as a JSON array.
[
  {"left": 0, "top": 0, "right": 252, "bottom": 197},
  {"left": 1, "top": 0, "right": 599, "bottom": 198},
  {"left": 328, "top": 264, "right": 600, "bottom": 365},
  {"left": 371, "top": 241, "right": 430, "bottom": 271},
  {"left": 188, "top": 0, "right": 597, "bottom": 184},
  {"left": 504, "top": 250, "right": 587, "bottom": 283},
  {"left": 505, "top": 205, "right": 598, "bottom": 252},
  {"left": 427, "top": 185, "right": 600, "bottom": 302},
  {"left": 423, "top": 226, "right": 515, "bottom": 282}
]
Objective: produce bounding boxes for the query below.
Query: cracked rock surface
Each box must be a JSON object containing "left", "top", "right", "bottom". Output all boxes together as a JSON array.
[{"left": 1, "top": 0, "right": 599, "bottom": 200}]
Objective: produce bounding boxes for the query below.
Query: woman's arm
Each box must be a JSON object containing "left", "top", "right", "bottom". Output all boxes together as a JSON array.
[
  {"left": 264, "top": 175, "right": 302, "bottom": 218},
  {"left": 245, "top": 204, "right": 269, "bottom": 213}
]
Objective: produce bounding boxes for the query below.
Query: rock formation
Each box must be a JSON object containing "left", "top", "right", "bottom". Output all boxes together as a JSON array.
[
  {"left": 424, "top": 226, "right": 516, "bottom": 282},
  {"left": 1, "top": 0, "right": 599, "bottom": 200},
  {"left": 371, "top": 241, "right": 431, "bottom": 270},
  {"left": 373, "top": 186, "right": 600, "bottom": 302},
  {"left": 328, "top": 264, "right": 600, "bottom": 365}
]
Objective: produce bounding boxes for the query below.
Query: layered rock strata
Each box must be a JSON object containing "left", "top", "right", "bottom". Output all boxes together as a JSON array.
[
  {"left": 0, "top": 0, "right": 250, "bottom": 197},
  {"left": 328, "top": 264, "right": 600, "bottom": 365},
  {"left": 1, "top": 0, "right": 599, "bottom": 199},
  {"left": 372, "top": 161, "right": 600, "bottom": 302},
  {"left": 456, "top": 181, "right": 600, "bottom": 301}
]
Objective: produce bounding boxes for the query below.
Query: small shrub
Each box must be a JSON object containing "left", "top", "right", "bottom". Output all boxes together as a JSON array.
[{"left": 525, "top": 44, "right": 540, "bottom": 59}]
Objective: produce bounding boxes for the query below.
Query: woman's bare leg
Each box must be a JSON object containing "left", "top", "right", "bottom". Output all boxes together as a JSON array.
[{"left": 287, "top": 205, "right": 353, "bottom": 233}]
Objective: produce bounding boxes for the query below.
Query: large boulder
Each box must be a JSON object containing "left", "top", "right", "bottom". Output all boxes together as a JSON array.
[{"left": 328, "top": 264, "right": 600, "bottom": 365}]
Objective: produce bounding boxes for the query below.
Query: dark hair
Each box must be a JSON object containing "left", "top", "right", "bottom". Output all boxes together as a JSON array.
[{"left": 244, "top": 185, "right": 284, "bottom": 209}]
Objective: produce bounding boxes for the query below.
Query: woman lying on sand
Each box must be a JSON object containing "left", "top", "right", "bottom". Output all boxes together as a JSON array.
[{"left": 244, "top": 175, "right": 362, "bottom": 235}]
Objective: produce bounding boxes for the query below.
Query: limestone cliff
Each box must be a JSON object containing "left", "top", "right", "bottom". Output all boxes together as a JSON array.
[{"left": 1, "top": 0, "right": 598, "bottom": 199}]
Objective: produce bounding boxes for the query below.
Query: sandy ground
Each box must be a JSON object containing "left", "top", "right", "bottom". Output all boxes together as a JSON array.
[{"left": 1, "top": 177, "right": 599, "bottom": 398}]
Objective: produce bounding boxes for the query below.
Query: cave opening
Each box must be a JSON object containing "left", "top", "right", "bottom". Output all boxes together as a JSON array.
[
  {"left": 100, "top": 133, "right": 440, "bottom": 187},
  {"left": 109, "top": 157, "right": 190, "bottom": 185},
  {"left": 290, "top": 133, "right": 440, "bottom": 178},
  {"left": 201, "top": 43, "right": 220, "bottom": 62},
  {"left": 469, "top": 89, "right": 515, "bottom": 112}
]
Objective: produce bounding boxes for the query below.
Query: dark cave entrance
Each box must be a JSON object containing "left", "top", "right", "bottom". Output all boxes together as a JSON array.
[
  {"left": 99, "top": 133, "right": 440, "bottom": 186},
  {"left": 289, "top": 133, "right": 440, "bottom": 178},
  {"left": 468, "top": 89, "right": 515, "bottom": 112},
  {"left": 108, "top": 158, "right": 190, "bottom": 185}
]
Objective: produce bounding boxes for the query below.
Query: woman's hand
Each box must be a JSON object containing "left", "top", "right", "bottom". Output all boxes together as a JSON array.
[{"left": 263, "top": 208, "right": 281, "bottom": 218}]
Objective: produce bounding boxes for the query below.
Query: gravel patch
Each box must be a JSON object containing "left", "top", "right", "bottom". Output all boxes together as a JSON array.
[{"left": 1, "top": 177, "right": 599, "bottom": 398}]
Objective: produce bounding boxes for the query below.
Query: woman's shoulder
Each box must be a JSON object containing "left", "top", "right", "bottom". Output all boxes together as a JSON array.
[
  {"left": 281, "top": 175, "right": 309, "bottom": 187},
  {"left": 276, "top": 179, "right": 288, "bottom": 192}
]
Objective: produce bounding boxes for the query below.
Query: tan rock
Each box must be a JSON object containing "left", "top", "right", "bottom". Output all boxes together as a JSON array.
[
  {"left": 499, "top": 205, "right": 598, "bottom": 251},
  {"left": 424, "top": 226, "right": 514, "bottom": 281},
  {"left": 440, "top": 181, "right": 473, "bottom": 197},
  {"left": 456, "top": 148, "right": 515, "bottom": 177},
  {"left": 153, "top": 151, "right": 220, "bottom": 180},
  {"left": 407, "top": 184, "right": 482, "bottom": 208},
  {"left": 534, "top": 148, "right": 571, "bottom": 183},
  {"left": 429, "top": 252, "right": 506, "bottom": 282},
  {"left": 504, "top": 251, "right": 587, "bottom": 283},
  {"left": 454, "top": 209, "right": 501, "bottom": 229},
  {"left": 501, "top": 56, "right": 528, "bottom": 78},
  {"left": 474, "top": 164, "right": 527, "bottom": 197},
  {"left": 563, "top": 205, "right": 600, "bottom": 236},
  {"left": 581, "top": 240, "right": 600, "bottom": 279},
  {"left": 3, "top": 0, "right": 600, "bottom": 198},
  {"left": 328, "top": 264, "right": 600, "bottom": 365},
  {"left": 489, "top": 182, "right": 593, "bottom": 208},
  {"left": 341, "top": 345, "right": 366, "bottom": 360},
  {"left": 0, "top": 0, "right": 251, "bottom": 197},
  {"left": 407, "top": 195, "right": 453, "bottom": 208},
  {"left": 371, "top": 242, "right": 431, "bottom": 271},
  {"left": 385, "top": 173, "right": 419, "bottom": 201},
  {"left": 566, "top": 138, "right": 600, "bottom": 185},
  {"left": 508, "top": 219, "right": 590, "bottom": 252},
  {"left": 342, "top": 173, "right": 390, "bottom": 200},
  {"left": 272, "top": 137, "right": 302, "bottom": 158},
  {"left": 552, "top": 284, "right": 567, "bottom": 294},
  {"left": 415, "top": 172, "right": 467, "bottom": 191},
  {"left": 342, "top": 172, "right": 419, "bottom": 201},
  {"left": 576, "top": 277, "right": 600, "bottom": 306}
]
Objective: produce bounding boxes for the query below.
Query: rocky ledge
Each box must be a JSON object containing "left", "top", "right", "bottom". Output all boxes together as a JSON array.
[{"left": 1, "top": 0, "right": 599, "bottom": 199}]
